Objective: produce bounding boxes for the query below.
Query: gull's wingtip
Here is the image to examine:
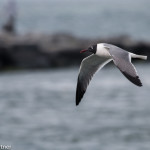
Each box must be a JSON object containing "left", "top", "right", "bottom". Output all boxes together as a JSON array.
[
  {"left": 76, "top": 97, "right": 79, "bottom": 106},
  {"left": 135, "top": 76, "right": 143, "bottom": 87},
  {"left": 137, "top": 81, "right": 143, "bottom": 87},
  {"left": 76, "top": 77, "right": 85, "bottom": 106},
  {"left": 76, "top": 94, "right": 82, "bottom": 106},
  {"left": 76, "top": 101, "right": 79, "bottom": 106}
]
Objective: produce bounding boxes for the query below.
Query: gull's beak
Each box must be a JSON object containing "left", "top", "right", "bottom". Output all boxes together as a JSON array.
[{"left": 80, "top": 49, "right": 88, "bottom": 53}]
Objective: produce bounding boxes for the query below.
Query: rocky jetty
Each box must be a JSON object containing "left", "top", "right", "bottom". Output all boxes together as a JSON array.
[{"left": 0, "top": 32, "right": 149, "bottom": 70}]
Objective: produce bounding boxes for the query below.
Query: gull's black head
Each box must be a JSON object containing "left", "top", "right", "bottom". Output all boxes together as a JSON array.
[
  {"left": 80, "top": 44, "right": 97, "bottom": 54},
  {"left": 88, "top": 45, "right": 97, "bottom": 54}
]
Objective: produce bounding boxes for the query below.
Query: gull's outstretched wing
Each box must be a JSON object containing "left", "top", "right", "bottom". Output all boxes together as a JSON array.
[
  {"left": 105, "top": 44, "right": 142, "bottom": 87},
  {"left": 76, "top": 54, "right": 112, "bottom": 106}
]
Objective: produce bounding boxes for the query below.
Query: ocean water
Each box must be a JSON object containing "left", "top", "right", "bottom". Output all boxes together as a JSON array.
[
  {"left": 0, "top": 64, "right": 150, "bottom": 150},
  {"left": 0, "top": 0, "right": 150, "bottom": 40}
]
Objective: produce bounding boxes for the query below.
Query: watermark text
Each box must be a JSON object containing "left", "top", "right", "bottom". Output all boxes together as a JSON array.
[{"left": 0, "top": 145, "right": 11, "bottom": 150}]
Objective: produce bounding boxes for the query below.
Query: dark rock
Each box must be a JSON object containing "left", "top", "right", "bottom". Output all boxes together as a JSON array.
[
  {"left": 0, "top": 32, "right": 149, "bottom": 70},
  {"left": 0, "top": 46, "right": 15, "bottom": 68}
]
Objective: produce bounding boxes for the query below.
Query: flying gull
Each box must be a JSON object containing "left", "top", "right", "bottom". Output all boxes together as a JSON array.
[{"left": 76, "top": 43, "right": 147, "bottom": 106}]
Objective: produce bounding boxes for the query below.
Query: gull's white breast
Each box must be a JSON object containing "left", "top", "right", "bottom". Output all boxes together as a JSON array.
[{"left": 96, "top": 43, "right": 111, "bottom": 58}]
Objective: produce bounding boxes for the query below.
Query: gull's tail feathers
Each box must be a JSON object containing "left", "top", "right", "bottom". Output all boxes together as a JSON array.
[{"left": 130, "top": 53, "right": 147, "bottom": 60}]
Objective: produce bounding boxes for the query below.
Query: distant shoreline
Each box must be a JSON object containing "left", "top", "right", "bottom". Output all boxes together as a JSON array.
[{"left": 0, "top": 32, "right": 149, "bottom": 70}]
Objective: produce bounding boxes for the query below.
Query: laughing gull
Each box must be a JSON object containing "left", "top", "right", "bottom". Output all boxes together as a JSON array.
[{"left": 76, "top": 43, "right": 147, "bottom": 106}]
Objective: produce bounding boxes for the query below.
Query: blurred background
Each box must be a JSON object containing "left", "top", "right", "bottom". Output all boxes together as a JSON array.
[{"left": 0, "top": 0, "right": 150, "bottom": 150}]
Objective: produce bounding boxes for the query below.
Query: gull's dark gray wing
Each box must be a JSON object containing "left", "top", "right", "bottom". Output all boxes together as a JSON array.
[
  {"left": 105, "top": 44, "right": 142, "bottom": 87},
  {"left": 76, "top": 54, "right": 112, "bottom": 106}
]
